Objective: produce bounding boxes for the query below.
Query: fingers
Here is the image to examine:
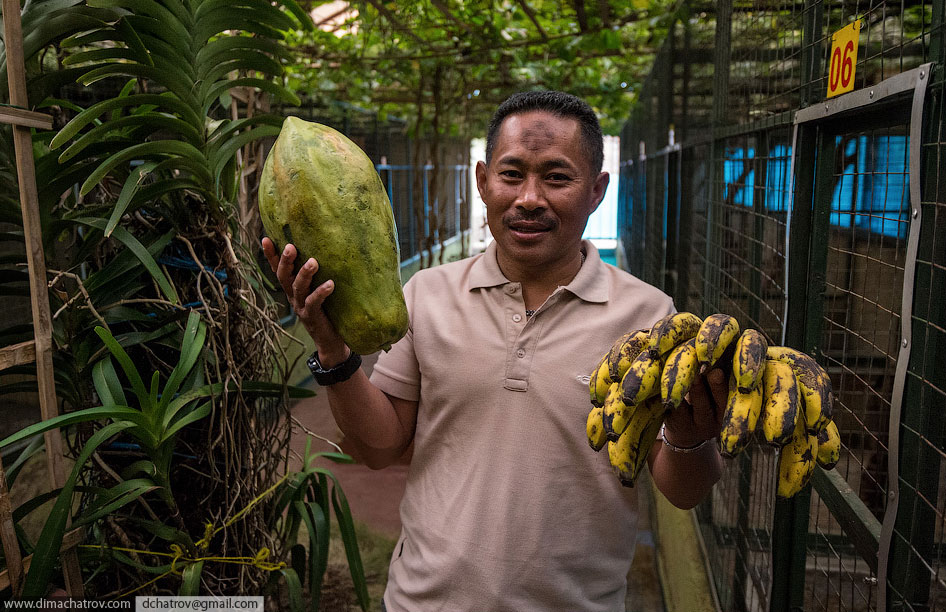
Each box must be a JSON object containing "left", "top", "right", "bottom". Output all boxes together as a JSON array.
[{"left": 676, "top": 367, "right": 727, "bottom": 441}]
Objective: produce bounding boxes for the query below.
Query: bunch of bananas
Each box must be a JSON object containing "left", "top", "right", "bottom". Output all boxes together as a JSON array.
[{"left": 585, "top": 313, "right": 842, "bottom": 498}]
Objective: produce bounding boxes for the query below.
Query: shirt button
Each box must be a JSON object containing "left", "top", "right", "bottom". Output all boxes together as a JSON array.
[
  {"left": 512, "top": 314, "right": 522, "bottom": 323},
  {"left": 516, "top": 348, "right": 526, "bottom": 358},
  {"left": 505, "top": 285, "right": 517, "bottom": 294}
]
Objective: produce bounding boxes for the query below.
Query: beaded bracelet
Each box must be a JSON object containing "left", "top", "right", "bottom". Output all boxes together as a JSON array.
[{"left": 660, "top": 423, "right": 713, "bottom": 454}]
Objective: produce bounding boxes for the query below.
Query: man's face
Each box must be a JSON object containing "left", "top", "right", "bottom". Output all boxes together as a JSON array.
[{"left": 475, "top": 110, "right": 608, "bottom": 270}]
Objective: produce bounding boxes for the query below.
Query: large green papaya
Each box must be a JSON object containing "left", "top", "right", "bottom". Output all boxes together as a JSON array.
[{"left": 259, "top": 116, "right": 409, "bottom": 354}]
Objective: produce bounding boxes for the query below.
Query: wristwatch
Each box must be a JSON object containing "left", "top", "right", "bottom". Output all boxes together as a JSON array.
[{"left": 306, "top": 350, "right": 362, "bottom": 386}]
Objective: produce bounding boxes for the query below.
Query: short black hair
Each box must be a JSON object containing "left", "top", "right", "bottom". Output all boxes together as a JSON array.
[{"left": 485, "top": 90, "right": 604, "bottom": 174}]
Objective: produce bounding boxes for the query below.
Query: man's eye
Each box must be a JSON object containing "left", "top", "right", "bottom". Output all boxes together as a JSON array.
[
  {"left": 547, "top": 173, "right": 571, "bottom": 182},
  {"left": 500, "top": 170, "right": 521, "bottom": 179}
]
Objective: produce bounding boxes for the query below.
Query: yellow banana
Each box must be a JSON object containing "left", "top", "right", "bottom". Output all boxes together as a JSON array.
[
  {"left": 732, "top": 329, "right": 769, "bottom": 392},
  {"left": 602, "top": 382, "right": 632, "bottom": 441},
  {"left": 695, "top": 313, "right": 741, "bottom": 368},
  {"left": 760, "top": 359, "right": 800, "bottom": 447},
  {"left": 660, "top": 338, "right": 700, "bottom": 409},
  {"left": 620, "top": 349, "right": 662, "bottom": 406},
  {"left": 777, "top": 407, "right": 818, "bottom": 498},
  {"left": 589, "top": 354, "right": 611, "bottom": 407},
  {"left": 766, "top": 345, "right": 833, "bottom": 433},
  {"left": 607, "top": 329, "right": 650, "bottom": 382},
  {"left": 816, "top": 420, "right": 841, "bottom": 469},
  {"left": 718, "top": 374, "right": 765, "bottom": 457},
  {"left": 586, "top": 405, "right": 608, "bottom": 452},
  {"left": 607, "top": 396, "right": 667, "bottom": 487},
  {"left": 648, "top": 312, "right": 703, "bottom": 357}
]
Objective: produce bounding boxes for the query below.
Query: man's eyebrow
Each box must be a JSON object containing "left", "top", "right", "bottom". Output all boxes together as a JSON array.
[{"left": 495, "top": 155, "right": 578, "bottom": 171}]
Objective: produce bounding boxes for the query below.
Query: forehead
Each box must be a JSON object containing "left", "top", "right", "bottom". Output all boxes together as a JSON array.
[{"left": 493, "top": 111, "right": 583, "bottom": 158}]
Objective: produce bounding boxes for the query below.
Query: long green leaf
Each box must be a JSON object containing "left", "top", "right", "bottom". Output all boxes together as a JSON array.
[
  {"left": 78, "top": 64, "right": 197, "bottom": 110},
  {"left": 87, "top": 0, "right": 191, "bottom": 37},
  {"left": 194, "top": 10, "right": 290, "bottom": 43},
  {"left": 93, "top": 324, "right": 154, "bottom": 410},
  {"left": 332, "top": 485, "right": 370, "bottom": 611},
  {"left": 92, "top": 356, "right": 128, "bottom": 406},
  {"left": 51, "top": 94, "right": 202, "bottom": 150},
  {"left": 277, "top": 567, "right": 305, "bottom": 612},
  {"left": 158, "top": 312, "right": 206, "bottom": 412},
  {"left": 104, "top": 161, "right": 159, "bottom": 237},
  {"left": 194, "top": 0, "right": 293, "bottom": 28},
  {"left": 293, "top": 500, "right": 324, "bottom": 612},
  {"left": 122, "top": 14, "right": 194, "bottom": 65},
  {"left": 22, "top": 421, "right": 136, "bottom": 596},
  {"left": 62, "top": 47, "right": 141, "bottom": 67},
  {"left": 210, "top": 125, "right": 282, "bottom": 184},
  {"left": 0, "top": 405, "right": 142, "bottom": 450},
  {"left": 199, "top": 52, "right": 285, "bottom": 90},
  {"left": 115, "top": 13, "right": 155, "bottom": 66},
  {"left": 180, "top": 561, "right": 204, "bottom": 595},
  {"left": 59, "top": 114, "right": 203, "bottom": 163},
  {"left": 160, "top": 402, "right": 210, "bottom": 442},
  {"left": 124, "top": 516, "right": 195, "bottom": 549},
  {"left": 73, "top": 479, "right": 158, "bottom": 528},
  {"left": 75, "top": 217, "right": 180, "bottom": 304},
  {"left": 196, "top": 35, "right": 290, "bottom": 71},
  {"left": 206, "top": 114, "right": 284, "bottom": 148},
  {"left": 78, "top": 140, "right": 210, "bottom": 196},
  {"left": 82, "top": 228, "right": 175, "bottom": 296},
  {"left": 202, "top": 77, "right": 300, "bottom": 113},
  {"left": 120, "top": 459, "right": 157, "bottom": 480},
  {"left": 4, "top": 434, "right": 44, "bottom": 487},
  {"left": 279, "top": 0, "right": 314, "bottom": 30}
]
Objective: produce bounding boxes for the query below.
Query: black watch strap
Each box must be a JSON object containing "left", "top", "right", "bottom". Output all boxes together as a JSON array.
[{"left": 307, "top": 350, "right": 362, "bottom": 386}]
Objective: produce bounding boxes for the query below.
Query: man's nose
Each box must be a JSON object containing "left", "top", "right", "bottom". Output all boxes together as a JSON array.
[{"left": 514, "top": 175, "right": 546, "bottom": 210}]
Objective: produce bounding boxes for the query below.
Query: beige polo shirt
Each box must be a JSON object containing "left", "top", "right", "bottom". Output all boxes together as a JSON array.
[{"left": 370, "top": 240, "right": 674, "bottom": 612}]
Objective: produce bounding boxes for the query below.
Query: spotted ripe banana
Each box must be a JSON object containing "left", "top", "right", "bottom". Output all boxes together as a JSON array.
[
  {"left": 602, "top": 382, "right": 633, "bottom": 441},
  {"left": 776, "top": 408, "right": 818, "bottom": 498},
  {"left": 732, "top": 329, "right": 769, "bottom": 392},
  {"left": 607, "top": 329, "right": 650, "bottom": 382},
  {"left": 648, "top": 312, "right": 703, "bottom": 357},
  {"left": 816, "top": 420, "right": 841, "bottom": 469},
  {"left": 620, "top": 348, "right": 662, "bottom": 406},
  {"left": 660, "top": 338, "right": 700, "bottom": 409},
  {"left": 695, "top": 314, "right": 741, "bottom": 368},
  {"left": 718, "top": 374, "right": 765, "bottom": 457},
  {"left": 766, "top": 346, "right": 833, "bottom": 433},
  {"left": 607, "top": 396, "right": 667, "bottom": 487},
  {"left": 760, "top": 359, "right": 799, "bottom": 447},
  {"left": 589, "top": 355, "right": 612, "bottom": 408},
  {"left": 586, "top": 405, "right": 608, "bottom": 452}
]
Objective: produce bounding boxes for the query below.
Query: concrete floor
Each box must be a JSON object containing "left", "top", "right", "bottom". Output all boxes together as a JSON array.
[{"left": 289, "top": 354, "right": 665, "bottom": 612}]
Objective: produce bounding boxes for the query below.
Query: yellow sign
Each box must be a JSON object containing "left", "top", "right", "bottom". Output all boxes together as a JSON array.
[{"left": 827, "top": 20, "right": 861, "bottom": 98}]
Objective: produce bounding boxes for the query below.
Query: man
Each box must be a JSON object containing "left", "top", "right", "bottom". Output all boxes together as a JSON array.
[{"left": 262, "top": 90, "right": 726, "bottom": 611}]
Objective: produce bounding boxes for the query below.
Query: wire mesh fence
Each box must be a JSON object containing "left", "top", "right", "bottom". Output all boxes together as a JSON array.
[{"left": 619, "top": 1, "right": 944, "bottom": 610}]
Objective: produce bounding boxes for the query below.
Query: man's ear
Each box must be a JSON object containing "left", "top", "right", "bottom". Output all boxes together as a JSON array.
[
  {"left": 475, "top": 160, "right": 488, "bottom": 200},
  {"left": 590, "top": 171, "right": 610, "bottom": 213}
]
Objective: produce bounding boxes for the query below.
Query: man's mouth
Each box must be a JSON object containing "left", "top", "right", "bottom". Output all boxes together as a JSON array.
[{"left": 507, "top": 220, "right": 554, "bottom": 234}]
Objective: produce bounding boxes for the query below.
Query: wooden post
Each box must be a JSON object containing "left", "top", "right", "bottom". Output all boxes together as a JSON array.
[{"left": 1, "top": 0, "right": 84, "bottom": 596}]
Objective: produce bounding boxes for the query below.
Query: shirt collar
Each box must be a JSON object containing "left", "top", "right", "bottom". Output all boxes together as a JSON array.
[{"left": 467, "top": 239, "right": 610, "bottom": 304}]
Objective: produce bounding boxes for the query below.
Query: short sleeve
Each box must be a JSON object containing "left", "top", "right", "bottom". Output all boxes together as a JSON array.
[{"left": 369, "top": 277, "right": 421, "bottom": 401}]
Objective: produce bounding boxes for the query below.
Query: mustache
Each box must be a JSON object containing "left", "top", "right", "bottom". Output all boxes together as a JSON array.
[{"left": 503, "top": 211, "right": 558, "bottom": 230}]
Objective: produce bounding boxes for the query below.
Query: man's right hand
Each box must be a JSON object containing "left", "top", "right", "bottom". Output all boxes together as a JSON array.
[{"left": 261, "top": 237, "right": 351, "bottom": 367}]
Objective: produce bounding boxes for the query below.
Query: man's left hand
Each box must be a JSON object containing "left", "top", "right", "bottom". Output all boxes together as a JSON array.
[{"left": 662, "top": 367, "right": 728, "bottom": 448}]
